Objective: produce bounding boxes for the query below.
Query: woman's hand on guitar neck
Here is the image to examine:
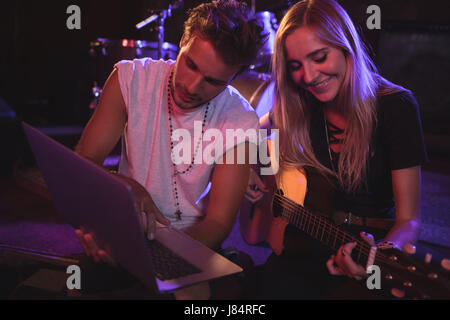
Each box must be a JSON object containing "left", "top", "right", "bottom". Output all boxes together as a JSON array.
[
  {"left": 326, "top": 232, "right": 376, "bottom": 280},
  {"left": 244, "top": 168, "right": 269, "bottom": 203}
]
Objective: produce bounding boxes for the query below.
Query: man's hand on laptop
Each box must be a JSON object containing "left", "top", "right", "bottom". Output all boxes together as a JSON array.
[
  {"left": 112, "top": 173, "right": 171, "bottom": 240},
  {"left": 75, "top": 173, "right": 170, "bottom": 266}
]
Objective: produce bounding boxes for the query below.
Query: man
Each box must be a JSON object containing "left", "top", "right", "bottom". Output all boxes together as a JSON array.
[{"left": 74, "top": 0, "right": 266, "bottom": 298}]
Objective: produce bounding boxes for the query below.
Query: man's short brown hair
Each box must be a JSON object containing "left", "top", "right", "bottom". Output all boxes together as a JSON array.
[{"left": 182, "top": 0, "right": 267, "bottom": 70}]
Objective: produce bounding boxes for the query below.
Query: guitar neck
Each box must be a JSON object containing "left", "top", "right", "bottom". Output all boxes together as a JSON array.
[
  {"left": 272, "top": 194, "right": 450, "bottom": 299},
  {"left": 273, "top": 193, "right": 371, "bottom": 266}
]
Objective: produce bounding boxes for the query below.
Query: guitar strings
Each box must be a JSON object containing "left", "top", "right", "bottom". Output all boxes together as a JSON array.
[
  {"left": 273, "top": 195, "right": 370, "bottom": 253},
  {"left": 273, "top": 194, "right": 397, "bottom": 266},
  {"left": 273, "top": 195, "right": 398, "bottom": 267},
  {"left": 272, "top": 194, "right": 404, "bottom": 268},
  {"left": 275, "top": 196, "right": 411, "bottom": 270}
]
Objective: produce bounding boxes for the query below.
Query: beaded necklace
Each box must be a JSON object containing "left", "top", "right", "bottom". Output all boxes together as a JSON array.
[{"left": 166, "top": 71, "right": 210, "bottom": 220}]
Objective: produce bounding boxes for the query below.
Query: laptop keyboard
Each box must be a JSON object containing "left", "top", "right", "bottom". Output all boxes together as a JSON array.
[{"left": 147, "top": 240, "right": 202, "bottom": 281}]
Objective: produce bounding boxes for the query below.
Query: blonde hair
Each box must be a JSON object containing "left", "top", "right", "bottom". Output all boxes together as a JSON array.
[{"left": 272, "top": 0, "right": 405, "bottom": 193}]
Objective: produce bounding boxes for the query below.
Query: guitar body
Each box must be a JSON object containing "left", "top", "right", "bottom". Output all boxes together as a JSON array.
[{"left": 239, "top": 163, "right": 335, "bottom": 255}]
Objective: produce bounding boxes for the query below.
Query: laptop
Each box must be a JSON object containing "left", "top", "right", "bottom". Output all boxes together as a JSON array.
[{"left": 21, "top": 122, "right": 242, "bottom": 294}]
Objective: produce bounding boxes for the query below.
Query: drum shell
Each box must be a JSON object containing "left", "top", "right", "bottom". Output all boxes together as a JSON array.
[
  {"left": 253, "top": 11, "right": 278, "bottom": 68},
  {"left": 89, "top": 38, "right": 179, "bottom": 87},
  {"left": 231, "top": 71, "right": 275, "bottom": 118}
]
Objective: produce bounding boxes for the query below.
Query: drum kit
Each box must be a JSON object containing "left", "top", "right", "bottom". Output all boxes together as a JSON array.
[
  {"left": 88, "top": 0, "right": 290, "bottom": 116},
  {"left": 89, "top": 38, "right": 178, "bottom": 109}
]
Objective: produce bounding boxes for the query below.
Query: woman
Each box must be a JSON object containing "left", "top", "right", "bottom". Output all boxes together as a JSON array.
[{"left": 244, "top": 0, "right": 427, "bottom": 299}]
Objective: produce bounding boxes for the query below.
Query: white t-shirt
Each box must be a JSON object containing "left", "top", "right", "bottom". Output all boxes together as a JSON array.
[{"left": 114, "top": 58, "right": 259, "bottom": 229}]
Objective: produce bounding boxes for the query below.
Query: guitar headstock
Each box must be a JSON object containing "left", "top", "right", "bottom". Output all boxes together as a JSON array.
[{"left": 375, "top": 243, "right": 450, "bottom": 299}]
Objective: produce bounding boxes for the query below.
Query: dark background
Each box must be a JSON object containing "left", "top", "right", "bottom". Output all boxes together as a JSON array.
[
  {"left": 1, "top": 0, "right": 449, "bottom": 155},
  {"left": 0, "top": 2, "right": 449, "bottom": 295}
]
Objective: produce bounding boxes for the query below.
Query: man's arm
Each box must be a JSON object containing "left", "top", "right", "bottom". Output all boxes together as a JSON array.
[
  {"left": 183, "top": 143, "right": 252, "bottom": 250},
  {"left": 75, "top": 68, "right": 127, "bottom": 164}
]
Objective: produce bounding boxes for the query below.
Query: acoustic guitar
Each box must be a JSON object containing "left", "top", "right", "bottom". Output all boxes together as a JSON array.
[{"left": 240, "top": 144, "right": 450, "bottom": 299}]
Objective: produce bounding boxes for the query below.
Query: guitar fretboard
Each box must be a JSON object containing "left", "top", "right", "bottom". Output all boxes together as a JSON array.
[
  {"left": 271, "top": 192, "right": 450, "bottom": 299},
  {"left": 273, "top": 193, "right": 370, "bottom": 265}
]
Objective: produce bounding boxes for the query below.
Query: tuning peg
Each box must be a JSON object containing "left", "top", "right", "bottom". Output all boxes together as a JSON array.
[
  {"left": 425, "top": 253, "right": 432, "bottom": 264},
  {"left": 391, "top": 288, "right": 405, "bottom": 298},
  {"left": 441, "top": 258, "right": 450, "bottom": 271},
  {"left": 408, "top": 265, "right": 416, "bottom": 272},
  {"left": 403, "top": 281, "right": 413, "bottom": 287},
  {"left": 428, "top": 273, "right": 438, "bottom": 279},
  {"left": 403, "top": 243, "right": 416, "bottom": 255}
]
